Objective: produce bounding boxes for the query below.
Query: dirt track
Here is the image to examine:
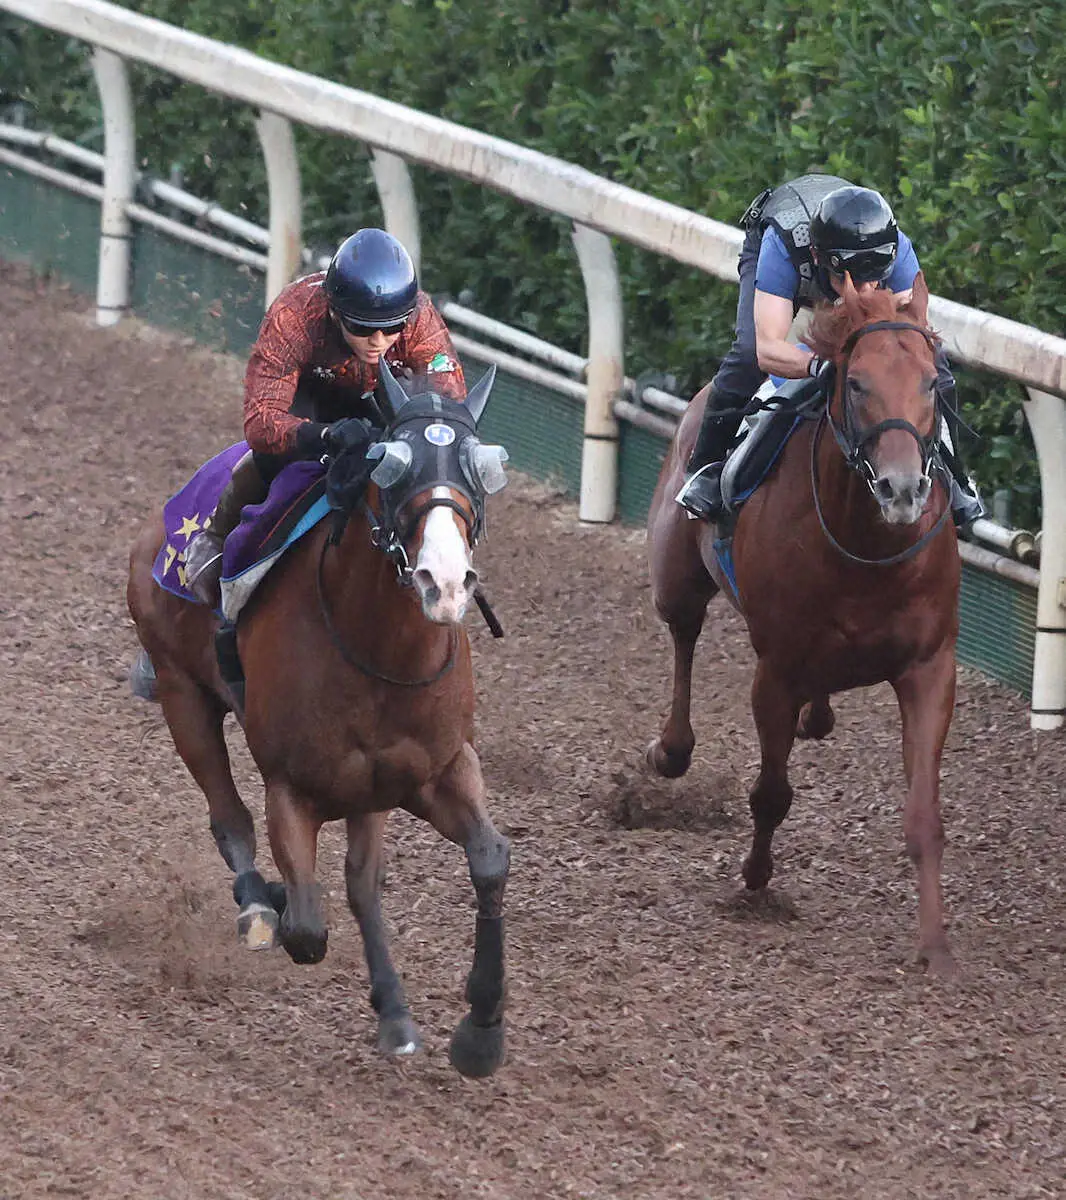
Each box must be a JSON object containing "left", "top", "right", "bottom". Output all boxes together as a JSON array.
[{"left": 1, "top": 265, "right": 1064, "bottom": 1199}]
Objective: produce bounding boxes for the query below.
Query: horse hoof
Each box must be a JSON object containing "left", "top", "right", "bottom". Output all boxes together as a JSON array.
[
  {"left": 280, "top": 921, "right": 328, "bottom": 965},
  {"left": 237, "top": 903, "right": 279, "bottom": 950},
  {"left": 645, "top": 739, "right": 692, "bottom": 779},
  {"left": 378, "top": 1015, "right": 422, "bottom": 1058},
  {"left": 741, "top": 853, "right": 773, "bottom": 891},
  {"left": 797, "top": 701, "right": 835, "bottom": 741},
  {"left": 921, "top": 944, "right": 959, "bottom": 980},
  {"left": 449, "top": 1015, "right": 506, "bottom": 1079}
]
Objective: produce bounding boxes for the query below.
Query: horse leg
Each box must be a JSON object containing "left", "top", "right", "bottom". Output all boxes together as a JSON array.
[
  {"left": 797, "top": 694, "right": 835, "bottom": 740},
  {"left": 156, "top": 671, "right": 279, "bottom": 949},
  {"left": 344, "top": 812, "right": 422, "bottom": 1057},
  {"left": 265, "top": 781, "right": 327, "bottom": 964},
  {"left": 418, "top": 744, "right": 509, "bottom": 1079},
  {"left": 892, "top": 648, "right": 957, "bottom": 978},
  {"left": 647, "top": 608, "right": 709, "bottom": 778},
  {"left": 743, "top": 660, "right": 800, "bottom": 890}
]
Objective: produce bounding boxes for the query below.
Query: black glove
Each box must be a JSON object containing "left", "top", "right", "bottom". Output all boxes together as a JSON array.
[
  {"left": 807, "top": 355, "right": 836, "bottom": 389},
  {"left": 293, "top": 417, "right": 375, "bottom": 461},
  {"left": 323, "top": 417, "right": 375, "bottom": 457}
]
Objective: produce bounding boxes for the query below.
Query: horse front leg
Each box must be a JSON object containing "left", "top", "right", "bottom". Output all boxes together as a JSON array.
[
  {"left": 418, "top": 744, "right": 510, "bottom": 1079},
  {"left": 156, "top": 669, "right": 280, "bottom": 949},
  {"left": 647, "top": 567, "right": 717, "bottom": 778},
  {"left": 743, "top": 659, "right": 801, "bottom": 890},
  {"left": 265, "top": 781, "right": 327, "bottom": 964},
  {"left": 892, "top": 648, "right": 957, "bottom": 977},
  {"left": 344, "top": 812, "right": 422, "bottom": 1057}
]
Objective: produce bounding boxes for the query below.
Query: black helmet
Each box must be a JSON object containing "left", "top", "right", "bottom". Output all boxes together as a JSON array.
[
  {"left": 810, "top": 186, "right": 899, "bottom": 284},
  {"left": 324, "top": 229, "right": 418, "bottom": 326}
]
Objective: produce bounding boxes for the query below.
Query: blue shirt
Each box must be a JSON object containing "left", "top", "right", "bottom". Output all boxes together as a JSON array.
[{"left": 755, "top": 226, "right": 919, "bottom": 300}]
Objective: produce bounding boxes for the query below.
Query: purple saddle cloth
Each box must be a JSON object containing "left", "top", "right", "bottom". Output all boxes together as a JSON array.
[{"left": 152, "top": 443, "right": 328, "bottom": 606}]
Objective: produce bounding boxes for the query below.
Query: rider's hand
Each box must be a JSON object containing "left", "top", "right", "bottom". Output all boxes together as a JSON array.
[
  {"left": 323, "top": 417, "right": 375, "bottom": 457},
  {"left": 808, "top": 355, "right": 836, "bottom": 388}
]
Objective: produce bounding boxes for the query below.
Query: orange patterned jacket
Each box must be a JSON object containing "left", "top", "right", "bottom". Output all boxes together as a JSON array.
[{"left": 243, "top": 273, "right": 466, "bottom": 454}]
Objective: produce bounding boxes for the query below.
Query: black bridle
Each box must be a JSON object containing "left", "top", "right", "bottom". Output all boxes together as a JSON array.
[
  {"left": 812, "top": 319, "right": 953, "bottom": 567},
  {"left": 316, "top": 397, "right": 498, "bottom": 687}
]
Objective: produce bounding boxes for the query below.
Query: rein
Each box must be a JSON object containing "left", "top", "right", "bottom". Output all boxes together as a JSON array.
[
  {"left": 810, "top": 318, "right": 952, "bottom": 567},
  {"left": 315, "top": 535, "right": 458, "bottom": 688}
]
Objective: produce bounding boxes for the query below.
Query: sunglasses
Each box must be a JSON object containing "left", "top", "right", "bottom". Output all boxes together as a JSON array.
[{"left": 336, "top": 312, "right": 409, "bottom": 339}]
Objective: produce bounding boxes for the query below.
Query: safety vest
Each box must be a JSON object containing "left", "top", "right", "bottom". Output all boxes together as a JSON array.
[{"left": 744, "top": 174, "right": 851, "bottom": 304}]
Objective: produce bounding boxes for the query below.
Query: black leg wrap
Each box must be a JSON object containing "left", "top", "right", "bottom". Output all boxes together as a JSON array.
[
  {"left": 465, "top": 914, "right": 505, "bottom": 1024},
  {"left": 233, "top": 869, "right": 272, "bottom": 910}
]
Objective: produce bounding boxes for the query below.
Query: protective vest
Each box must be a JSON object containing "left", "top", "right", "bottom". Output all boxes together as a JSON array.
[{"left": 744, "top": 174, "right": 851, "bottom": 304}]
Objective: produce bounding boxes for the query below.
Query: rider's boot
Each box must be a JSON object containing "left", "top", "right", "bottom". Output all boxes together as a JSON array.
[
  {"left": 185, "top": 453, "right": 268, "bottom": 608},
  {"left": 675, "top": 388, "right": 747, "bottom": 521},
  {"left": 935, "top": 368, "right": 987, "bottom": 529},
  {"left": 947, "top": 467, "right": 986, "bottom": 529}
]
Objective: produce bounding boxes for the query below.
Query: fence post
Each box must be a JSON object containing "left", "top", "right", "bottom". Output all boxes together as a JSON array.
[
  {"left": 1022, "top": 387, "right": 1066, "bottom": 730},
  {"left": 572, "top": 224, "right": 622, "bottom": 522},
  {"left": 90, "top": 48, "right": 134, "bottom": 326},
  {"left": 255, "top": 112, "right": 302, "bottom": 305},
  {"left": 370, "top": 149, "right": 421, "bottom": 276}
]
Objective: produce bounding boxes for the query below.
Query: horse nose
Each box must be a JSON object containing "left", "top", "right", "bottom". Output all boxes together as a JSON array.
[
  {"left": 872, "top": 472, "right": 932, "bottom": 524},
  {"left": 412, "top": 566, "right": 478, "bottom": 623}
]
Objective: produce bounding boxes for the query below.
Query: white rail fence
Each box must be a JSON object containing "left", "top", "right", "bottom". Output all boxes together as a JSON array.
[{"left": 3, "top": 0, "right": 1066, "bottom": 729}]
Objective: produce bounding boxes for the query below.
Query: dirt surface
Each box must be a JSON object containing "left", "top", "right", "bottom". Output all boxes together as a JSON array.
[{"left": 1, "top": 265, "right": 1064, "bottom": 1200}]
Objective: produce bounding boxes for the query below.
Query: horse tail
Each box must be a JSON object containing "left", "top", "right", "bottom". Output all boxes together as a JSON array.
[{"left": 128, "top": 647, "right": 158, "bottom": 703}]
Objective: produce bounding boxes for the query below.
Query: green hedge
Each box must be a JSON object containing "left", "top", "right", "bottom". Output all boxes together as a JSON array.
[{"left": 3, "top": 0, "right": 1061, "bottom": 522}]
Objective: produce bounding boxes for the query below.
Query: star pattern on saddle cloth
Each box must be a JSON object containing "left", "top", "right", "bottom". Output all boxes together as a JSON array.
[
  {"left": 163, "top": 543, "right": 189, "bottom": 586},
  {"left": 177, "top": 514, "right": 202, "bottom": 541}
]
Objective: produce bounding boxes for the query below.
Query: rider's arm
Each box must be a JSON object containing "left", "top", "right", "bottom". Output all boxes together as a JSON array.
[
  {"left": 395, "top": 294, "right": 467, "bottom": 402},
  {"left": 243, "top": 292, "right": 318, "bottom": 454},
  {"left": 887, "top": 232, "right": 920, "bottom": 308},
  {"left": 754, "top": 289, "right": 818, "bottom": 378},
  {"left": 753, "top": 228, "right": 818, "bottom": 378}
]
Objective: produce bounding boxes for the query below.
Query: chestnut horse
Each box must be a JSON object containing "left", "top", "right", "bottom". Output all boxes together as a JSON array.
[
  {"left": 127, "top": 362, "right": 512, "bottom": 1075},
  {"left": 647, "top": 273, "right": 961, "bottom": 975}
]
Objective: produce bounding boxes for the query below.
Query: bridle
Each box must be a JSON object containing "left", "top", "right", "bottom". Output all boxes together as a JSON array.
[
  {"left": 315, "top": 398, "right": 488, "bottom": 687},
  {"left": 811, "top": 319, "right": 953, "bottom": 567}
]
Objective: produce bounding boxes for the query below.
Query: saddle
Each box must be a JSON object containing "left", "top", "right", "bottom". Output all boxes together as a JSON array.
[
  {"left": 719, "top": 376, "right": 823, "bottom": 515},
  {"left": 712, "top": 375, "right": 823, "bottom": 605}
]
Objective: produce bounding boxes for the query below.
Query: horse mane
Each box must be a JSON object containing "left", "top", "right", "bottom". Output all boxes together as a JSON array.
[{"left": 807, "top": 286, "right": 937, "bottom": 361}]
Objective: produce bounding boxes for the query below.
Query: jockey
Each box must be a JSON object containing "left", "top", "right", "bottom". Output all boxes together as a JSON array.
[
  {"left": 676, "top": 175, "right": 986, "bottom": 526},
  {"left": 185, "top": 227, "right": 466, "bottom": 605}
]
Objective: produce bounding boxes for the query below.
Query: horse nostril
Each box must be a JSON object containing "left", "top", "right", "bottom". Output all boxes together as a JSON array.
[
  {"left": 413, "top": 568, "right": 440, "bottom": 606},
  {"left": 463, "top": 569, "right": 478, "bottom": 594},
  {"left": 917, "top": 475, "right": 932, "bottom": 502},
  {"left": 873, "top": 477, "right": 895, "bottom": 504}
]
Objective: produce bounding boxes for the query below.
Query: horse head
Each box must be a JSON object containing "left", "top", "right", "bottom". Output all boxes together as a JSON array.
[
  {"left": 353, "top": 360, "right": 507, "bottom": 624},
  {"left": 813, "top": 272, "right": 941, "bottom": 526}
]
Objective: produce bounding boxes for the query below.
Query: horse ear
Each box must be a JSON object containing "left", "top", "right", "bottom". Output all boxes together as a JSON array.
[
  {"left": 905, "top": 271, "right": 929, "bottom": 324},
  {"left": 464, "top": 364, "right": 497, "bottom": 425},
  {"left": 376, "top": 357, "right": 410, "bottom": 422},
  {"left": 841, "top": 271, "right": 866, "bottom": 326}
]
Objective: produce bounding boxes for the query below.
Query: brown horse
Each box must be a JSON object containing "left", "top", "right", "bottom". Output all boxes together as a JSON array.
[
  {"left": 127, "top": 362, "right": 512, "bottom": 1075},
  {"left": 647, "top": 273, "right": 961, "bottom": 975}
]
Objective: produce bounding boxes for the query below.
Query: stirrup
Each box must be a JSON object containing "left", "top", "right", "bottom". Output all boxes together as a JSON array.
[
  {"left": 185, "top": 531, "right": 224, "bottom": 607},
  {"left": 949, "top": 477, "right": 986, "bottom": 529},
  {"left": 675, "top": 462, "right": 725, "bottom": 521}
]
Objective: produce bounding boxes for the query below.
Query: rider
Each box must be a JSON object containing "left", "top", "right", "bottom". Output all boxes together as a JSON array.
[
  {"left": 185, "top": 227, "right": 466, "bottom": 605},
  {"left": 676, "top": 175, "right": 985, "bottom": 526}
]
